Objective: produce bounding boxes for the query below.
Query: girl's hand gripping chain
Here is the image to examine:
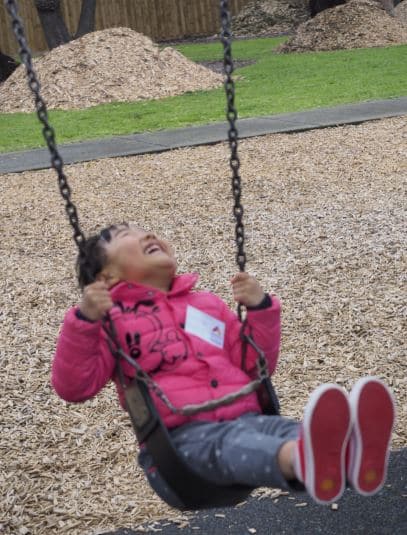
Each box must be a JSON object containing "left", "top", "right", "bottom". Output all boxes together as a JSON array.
[
  {"left": 230, "top": 272, "right": 266, "bottom": 308},
  {"left": 79, "top": 281, "right": 113, "bottom": 321}
]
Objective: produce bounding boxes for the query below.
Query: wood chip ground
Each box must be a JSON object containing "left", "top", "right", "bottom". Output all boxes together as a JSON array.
[{"left": 1, "top": 116, "right": 406, "bottom": 534}]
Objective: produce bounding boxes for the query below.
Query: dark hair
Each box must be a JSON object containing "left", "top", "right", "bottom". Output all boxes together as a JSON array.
[{"left": 76, "top": 223, "right": 129, "bottom": 289}]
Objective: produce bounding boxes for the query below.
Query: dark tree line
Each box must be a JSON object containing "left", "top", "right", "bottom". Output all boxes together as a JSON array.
[
  {"left": 1, "top": 0, "right": 96, "bottom": 82},
  {"left": 0, "top": 51, "right": 18, "bottom": 83},
  {"left": 310, "top": 0, "right": 346, "bottom": 17},
  {"left": 34, "top": 0, "right": 97, "bottom": 50}
]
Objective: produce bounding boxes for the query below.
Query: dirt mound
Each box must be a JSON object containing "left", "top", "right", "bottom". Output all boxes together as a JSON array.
[
  {"left": 277, "top": 0, "right": 407, "bottom": 53},
  {"left": 232, "top": 0, "right": 310, "bottom": 36},
  {"left": 0, "top": 27, "right": 222, "bottom": 113}
]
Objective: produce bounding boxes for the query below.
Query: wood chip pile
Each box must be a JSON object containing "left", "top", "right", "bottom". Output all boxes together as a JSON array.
[
  {"left": 396, "top": 0, "right": 407, "bottom": 23},
  {"left": 277, "top": 0, "right": 407, "bottom": 53},
  {"left": 1, "top": 117, "right": 405, "bottom": 534},
  {"left": 232, "top": 0, "right": 310, "bottom": 36},
  {"left": 0, "top": 27, "right": 222, "bottom": 113}
]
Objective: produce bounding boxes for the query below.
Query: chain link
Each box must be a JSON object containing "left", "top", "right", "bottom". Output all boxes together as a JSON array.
[
  {"left": 4, "top": 0, "right": 85, "bottom": 251},
  {"left": 220, "top": 0, "right": 246, "bottom": 321},
  {"left": 219, "top": 2, "right": 273, "bottom": 400}
]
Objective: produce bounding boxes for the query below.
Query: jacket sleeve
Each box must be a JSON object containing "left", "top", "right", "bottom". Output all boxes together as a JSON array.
[
  {"left": 51, "top": 307, "right": 116, "bottom": 402},
  {"left": 222, "top": 295, "right": 281, "bottom": 376}
]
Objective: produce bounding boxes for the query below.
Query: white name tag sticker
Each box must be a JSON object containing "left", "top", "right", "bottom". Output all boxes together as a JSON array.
[{"left": 184, "top": 306, "right": 225, "bottom": 349}]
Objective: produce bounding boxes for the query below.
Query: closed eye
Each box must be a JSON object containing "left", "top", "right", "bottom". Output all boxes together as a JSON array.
[{"left": 115, "top": 228, "right": 130, "bottom": 238}]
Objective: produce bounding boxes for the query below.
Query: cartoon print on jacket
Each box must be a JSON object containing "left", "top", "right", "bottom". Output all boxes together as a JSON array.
[
  {"left": 116, "top": 299, "right": 188, "bottom": 372},
  {"left": 125, "top": 331, "right": 141, "bottom": 359}
]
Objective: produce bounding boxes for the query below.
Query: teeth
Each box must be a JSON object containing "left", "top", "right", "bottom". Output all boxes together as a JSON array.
[{"left": 146, "top": 244, "right": 160, "bottom": 254}]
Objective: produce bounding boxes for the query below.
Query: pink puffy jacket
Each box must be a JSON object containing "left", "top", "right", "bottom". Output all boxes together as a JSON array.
[{"left": 52, "top": 273, "right": 281, "bottom": 428}]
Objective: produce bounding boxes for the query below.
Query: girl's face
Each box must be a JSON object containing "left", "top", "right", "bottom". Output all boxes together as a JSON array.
[{"left": 100, "top": 225, "right": 177, "bottom": 288}]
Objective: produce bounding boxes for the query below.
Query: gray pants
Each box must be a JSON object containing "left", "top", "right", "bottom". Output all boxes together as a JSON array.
[{"left": 138, "top": 412, "right": 300, "bottom": 507}]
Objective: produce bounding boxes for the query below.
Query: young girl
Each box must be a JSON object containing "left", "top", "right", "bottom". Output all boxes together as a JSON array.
[{"left": 52, "top": 223, "right": 396, "bottom": 507}]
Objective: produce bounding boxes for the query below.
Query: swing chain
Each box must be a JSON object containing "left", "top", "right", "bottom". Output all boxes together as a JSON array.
[
  {"left": 4, "top": 0, "right": 85, "bottom": 251},
  {"left": 220, "top": 0, "right": 246, "bottom": 322},
  {"left": 242, "top": 332, "right": 270, "bottom": 382},
  {"left": 218, "top": 0, "right": 274, "bottom": 394},
  {"left": 219, "top": 4, "right": 245, "bottom": 269}
]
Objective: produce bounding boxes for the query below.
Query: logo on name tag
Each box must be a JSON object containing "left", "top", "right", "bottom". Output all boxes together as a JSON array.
[{"left": 185, "top": 306, "right": 225, "bottom": 348}]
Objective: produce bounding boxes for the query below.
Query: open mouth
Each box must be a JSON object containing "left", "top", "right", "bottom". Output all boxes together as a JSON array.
[{"left": 144, "top": 243, "right": 162, "bottom": 255}]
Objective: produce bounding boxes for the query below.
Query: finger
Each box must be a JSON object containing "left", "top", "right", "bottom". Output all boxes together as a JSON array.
[
  {"left": 92, "top": 280, "right": 106, "bottom": 286},
  {"left": 232, "top": 287, "right": 248, "bottom": 301},
  {"left": 231, "top": 272, "right": 250, "bottom": 284},
  {"left": 232, "top": 279, "right": 255, "bottom": 294},
  {"left": 87, "top": 283, "right": 111, "bottom": 297},
  {"left": 83, "top": 291, "right": 112, "bottom": 311},
  {"left": 85, "top": 280, "right": 107, "bottom": 290}
]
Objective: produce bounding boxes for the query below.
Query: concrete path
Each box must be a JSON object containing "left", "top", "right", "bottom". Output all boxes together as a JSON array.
[
  {"left": 102, "top": 448, "right": 407, "bottom": 535},
  {"left": 1, "top": 97, "right": 406, "bottom": 174}
]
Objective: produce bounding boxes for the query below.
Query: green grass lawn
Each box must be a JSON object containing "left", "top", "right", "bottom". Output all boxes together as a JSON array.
[{"left": 0, "top": 37, "right": 406, "bottom": 153}]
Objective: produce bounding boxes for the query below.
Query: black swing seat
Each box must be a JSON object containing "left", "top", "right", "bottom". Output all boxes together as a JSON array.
[{"left": 124, "top": 373, "right": 280, "bottom": 510}]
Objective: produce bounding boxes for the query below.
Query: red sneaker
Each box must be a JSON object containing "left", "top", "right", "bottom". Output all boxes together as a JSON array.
[
  {"left": 294, "top": 384, "right": 352, "bottom": 504},
  {"left": 347, "top": 377, "right": 395, "bottom": 496}
]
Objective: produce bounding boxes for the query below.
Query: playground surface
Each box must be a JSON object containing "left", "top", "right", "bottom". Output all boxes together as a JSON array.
[
  {"left": 86, "top": 99, "right": 405, "bottom": 534},
  {"left": 103, "top": 448, "right": 407, "bottom": 535},
  {"left": 1, "top": 99, "right": 405, "bottom": 535}
]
